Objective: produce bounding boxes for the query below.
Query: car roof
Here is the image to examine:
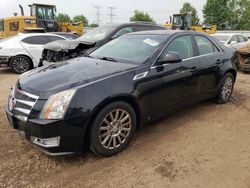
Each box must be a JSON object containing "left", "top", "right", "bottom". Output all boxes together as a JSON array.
[
  {"left": 212, "top": 33, "right": 239, "bottom": 36},
  {"left": 126, "top": 30, "right": 201, "bottom": 36},
  {"left": 102, "top": 22, "right": 166, "bottom": 28}
]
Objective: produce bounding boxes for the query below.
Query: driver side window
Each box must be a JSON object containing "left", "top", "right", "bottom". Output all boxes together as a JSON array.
[
  {"left": 112, "top": 27, "right": 133, "bottom": 38},
  {"left": 159, "top": 35, "right": 194, "bottom": 60}
]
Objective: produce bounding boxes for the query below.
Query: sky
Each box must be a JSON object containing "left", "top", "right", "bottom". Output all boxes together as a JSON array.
[{"left": 0, "top": 0, "right": 206, "bottom": 25}]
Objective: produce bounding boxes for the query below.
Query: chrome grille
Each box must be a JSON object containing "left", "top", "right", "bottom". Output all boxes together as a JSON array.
[{"left": 8, "top": 87, "right": 39, "bottom": 122}]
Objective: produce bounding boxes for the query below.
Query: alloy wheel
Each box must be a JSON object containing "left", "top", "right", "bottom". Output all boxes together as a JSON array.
[
  {"left": 221, "top": 76, "right": 233, "bottom": 101},
  {"left": 99, "top": 109, "right": 132, "bottom": 150},
  {"left": 12, "top": 57, "right": 30, "bottom": 73}
]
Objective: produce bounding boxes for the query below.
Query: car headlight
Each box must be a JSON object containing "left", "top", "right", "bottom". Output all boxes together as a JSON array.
[{"left": 40, "top": 89, "right": 76, "bottom": 120}]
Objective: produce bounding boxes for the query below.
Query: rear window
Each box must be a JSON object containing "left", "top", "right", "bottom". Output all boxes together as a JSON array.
[{"left": 195, "top": 35, "right": 220, "bottom": 55}]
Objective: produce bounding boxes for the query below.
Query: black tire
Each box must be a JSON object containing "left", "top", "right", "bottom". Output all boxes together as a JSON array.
[
  {"left": 90, "top": 101, "right": 137, "bottom": 157},
  {"left": 216, "top": 73, "right": 235, "bottom": 104},
  {"left": 10, "top": 55, "right": 32, "bottom": 74}
]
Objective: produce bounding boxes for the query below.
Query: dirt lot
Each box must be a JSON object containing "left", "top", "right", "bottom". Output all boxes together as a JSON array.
[{"left": 0, "top": 68, "right": 250, "bottom": 188}]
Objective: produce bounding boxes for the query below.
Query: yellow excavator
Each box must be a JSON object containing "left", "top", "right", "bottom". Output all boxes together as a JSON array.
[
  {"left": 164, "top": 13, "right": 217, "bottom": 35},
  {"left": 0, "top": 3, "right": 83, "bottom": 39}
]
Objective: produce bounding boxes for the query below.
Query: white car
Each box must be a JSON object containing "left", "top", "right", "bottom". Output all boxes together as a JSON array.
[
  {"left": 212, "top": 33, "right": 250, "bottom": 50},
  {"left": 0, "top": 33, "right": 69, "bottom": 73}
]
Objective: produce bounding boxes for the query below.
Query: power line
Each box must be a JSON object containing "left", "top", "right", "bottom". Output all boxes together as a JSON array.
[
  {"left": 93, "top": 5, "right": 102, "bottom": 25},
  {"left": 107, "top": 6, "right": 116, "bottom": 23}
]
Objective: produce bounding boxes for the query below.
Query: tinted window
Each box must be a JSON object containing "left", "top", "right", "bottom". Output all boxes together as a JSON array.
[
  {"left": 195, "top": 35, "right": 219, "bottom": 55},
  {"left": 161, "top": 35, "right": 194, "bottom": 59},
  {"left": 112, "top": 27, "right": 133, "bottom": 38},
  {"left": 22, "top": 36, "right": 50, "bottom": 45},
  {"left": 47, "top": 36, "right": 65, "bottom": 42}
]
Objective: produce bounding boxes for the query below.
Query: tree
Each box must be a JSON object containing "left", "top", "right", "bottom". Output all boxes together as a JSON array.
[
  {"left": 130, "top": 10, "right": 155, "bottom": 23},
  {"left": 55, "top": 13, "right": 71, "bottom": 23},
  {"left": 88, "top": 23, "right": 99, "bottom": 27},
  {"left": 203, "top": 0, "right": 250, "bottom": 30},
  {"left": 180, "top": 2, "right": 200, "bottom": 25},
  {"left": 73, "top": 15, "right": 88, "bottom": 26}
]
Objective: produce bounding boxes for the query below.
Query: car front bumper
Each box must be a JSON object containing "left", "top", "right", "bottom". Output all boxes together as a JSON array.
[{"left": 6, "top": 108, "right": 89, "bottom": 156}]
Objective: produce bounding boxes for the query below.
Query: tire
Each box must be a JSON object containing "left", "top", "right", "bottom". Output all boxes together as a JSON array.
[
  {"left": 10, "top": 55, "right": 32, "bottom": 74},
  {"left": 90, "top": 101, "right": 137, "bottom": 157},
  {"left": 216, "top": 73, "right": 235, "bottom": 104}
]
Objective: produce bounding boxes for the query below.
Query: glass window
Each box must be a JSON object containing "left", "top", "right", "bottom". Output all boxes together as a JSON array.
[
  {"left": 9, "top": 22, "right": 19, "bottom": 32},
  {"left": 22, "top": 36, "right": 50, "bottom": 45},
  {"left": 112, "top": 27, "right": 133, "bottom": 38},
  {"left": 160, "top": 35, "right": 194, "bottom": 59},
  {"left": 90, "top": 34, "right": 168, "bottom": 64},
  {"left": 238, "top": 35, "right": 248, "bottom": 42},
  {"left": 77, "top": 26, "right": 115, "bottom": 42},
  {"left": 228, "top": 35, "right": 239, "bottom": 44},
  {"left": 47, "top": 36, "right": 65, "bottom": 42},
  {"left": 195, "top": 35, "right": 219, "bottom": 55},
  {"left": 212, "top": 35, "right": 230, "bottom": 43},
  {"left": 37, "top": 7, "right": 54, "bottom": 20}
]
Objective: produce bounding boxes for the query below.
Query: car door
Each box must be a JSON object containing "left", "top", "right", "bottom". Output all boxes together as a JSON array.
[
  {"left": 194, "top": 35, "right": 224, "bottom": 96},
  {"left": 149, "top": 34, "right": 201, "bottom": 117},
  {"left": 21, "top": 35, "right": 65, "bottom": 66}
]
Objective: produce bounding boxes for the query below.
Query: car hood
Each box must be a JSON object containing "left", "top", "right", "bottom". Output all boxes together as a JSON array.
[
  {"left": 44, "top": 40, "right": 96, "bottom": 51},
  {"left": 18, "top": 57, "right": 137, "bottom": 97}
]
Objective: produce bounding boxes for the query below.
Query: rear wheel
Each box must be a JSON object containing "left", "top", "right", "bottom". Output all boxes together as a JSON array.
[
  {"left": 216, "top": 73, "right": 235, "bottom": 104},
  {"left": 10, "top": 55, "right": 32, "bottom": 74},
  {"left": 90, "top": 101, "right": 136, "bottom": 157}
]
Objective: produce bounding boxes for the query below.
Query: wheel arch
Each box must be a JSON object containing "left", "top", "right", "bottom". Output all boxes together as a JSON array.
[
  {"left": 83, "top": 94, "right": 141, "bottom": 148},
  {"left": 223, "top": 68, "right": 237, "bottom": 81}
]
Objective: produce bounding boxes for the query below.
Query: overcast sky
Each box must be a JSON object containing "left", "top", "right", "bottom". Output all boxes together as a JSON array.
[{"left": 0, "top": 0, "right": 206, "bottom": 25}]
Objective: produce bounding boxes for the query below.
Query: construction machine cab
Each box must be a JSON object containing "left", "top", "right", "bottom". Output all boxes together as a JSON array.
[
  {"left": 29, "top": 3, "right": 59, "bottom": 32},
  {"left": 172, "top": 13, "right": 192, "bottom": 30}
]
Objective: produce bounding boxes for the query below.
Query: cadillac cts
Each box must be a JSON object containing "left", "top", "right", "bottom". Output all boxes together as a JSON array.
[{"left": 6, "top": 30, "right": 238, "bottom": 157}]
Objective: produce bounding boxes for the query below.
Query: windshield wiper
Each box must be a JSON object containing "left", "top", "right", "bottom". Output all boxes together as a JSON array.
[{"left": 99, "top": 56, "right": 117, "bottom": 62}]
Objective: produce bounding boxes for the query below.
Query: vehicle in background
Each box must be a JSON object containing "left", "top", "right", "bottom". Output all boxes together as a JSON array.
[
  {"left": 0, "top": 3, "right": 83, "bottom": 39},
  {"left": 40, "top": 22, "right": 166, "bottom": 64},
  {"left": 212, "top": 33, "right": 250, "bottom": 49},
  {"left": 0, "top": 33, "right": 71, "bottom": 73},
  {"left": 6, "top": 30, "right": 238, "bottom": 156},
  {"left": 163, "top": 13, "right": 217, "bottom": 35}
]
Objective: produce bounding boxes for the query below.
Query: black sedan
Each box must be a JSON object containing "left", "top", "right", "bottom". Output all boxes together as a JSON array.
[{"left": 6, "top": 30, "right": 238, "bottom": 157}]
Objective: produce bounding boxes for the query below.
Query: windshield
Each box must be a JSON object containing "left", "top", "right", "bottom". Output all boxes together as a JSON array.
[
  {"left": 213, "top": 35, "right": 230, "bottom": 43},
  {"left": 89, "top": 34, "right": 168, "bottom": 64},
  {"left": 77, "top": 26, "right": 115, "bottom": 42},
  {"left": 37, "top": 6, "right": 55, "bottom": 20}
]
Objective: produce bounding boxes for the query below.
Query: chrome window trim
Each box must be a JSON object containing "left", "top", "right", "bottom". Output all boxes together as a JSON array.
[{"left": 151, "top": 33, "right": 224, "bottom": 70}]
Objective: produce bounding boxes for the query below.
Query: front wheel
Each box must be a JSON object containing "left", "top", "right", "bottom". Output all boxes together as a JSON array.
[
  {"left": 90, "top": 101, "right": 137, "bottom": 157},
  {"left": 216, "top": 73, "right": 235, "bottom": 104},
  {"left": 10, "top": 55, "right": 32, "bottom": 74}
]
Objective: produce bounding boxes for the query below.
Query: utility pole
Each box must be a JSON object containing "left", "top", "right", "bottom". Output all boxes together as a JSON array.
[
  {"left": 93, "top": 5, "right": 101, "bottom": 25},
  {"left": 107, "top": 6, "right": 116, "bottom": 23}
]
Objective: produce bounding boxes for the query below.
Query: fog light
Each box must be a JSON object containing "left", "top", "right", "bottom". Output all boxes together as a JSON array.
[{"left": 31, "top": 136, "right": 60, "bottom": 148}]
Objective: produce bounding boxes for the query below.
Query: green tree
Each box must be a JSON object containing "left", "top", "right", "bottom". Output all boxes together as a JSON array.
[
  {"left": 88, "top": 23, "right": 99, "bottom": 27},
  {"left": 235, "top": 0, "right": 250, "bottom": 30},
  {"left": 55, "top": 13, "right": 71, "bottom": 23},
  {"left": 180, "top": 2, "right": 200, "bottom": 25},
  {"left": 130, "top": 10, "right": 155, "bottom": 23},
  {"left": 73, "top": 15, "right": 88, "bottom": 26},
  {"left": 203, "top": 0, "right": 237, "bottom": 29}
]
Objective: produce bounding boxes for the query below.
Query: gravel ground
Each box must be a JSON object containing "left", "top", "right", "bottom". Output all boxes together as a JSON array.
[{"left": 0, "top": 68, "right": 250, "bottom": 188}]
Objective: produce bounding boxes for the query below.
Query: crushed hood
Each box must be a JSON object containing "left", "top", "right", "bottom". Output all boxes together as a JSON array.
[{"left": 44, "top": 40, "right": 96, "bottom": 51}]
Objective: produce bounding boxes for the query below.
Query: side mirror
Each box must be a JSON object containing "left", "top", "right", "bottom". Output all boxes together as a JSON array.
[
  {"left": 229, "top": 41, "right": 237, "bottom": 45},
  {"left": 157, "top": 52, "right": 182, "bottom": 64}
]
